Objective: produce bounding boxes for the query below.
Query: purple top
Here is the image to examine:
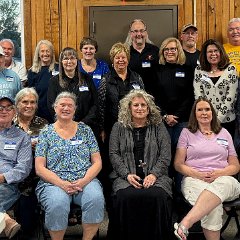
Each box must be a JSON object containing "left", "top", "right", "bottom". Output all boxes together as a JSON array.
[{"left": 177, "top": 128, "right": 237, "bottom": 172}]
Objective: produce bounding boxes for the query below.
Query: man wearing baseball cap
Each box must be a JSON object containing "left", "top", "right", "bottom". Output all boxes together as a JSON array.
[
  {"left": 180, "top": 23, "right": 200, "bottom": 69},
  {"left": 0, "top": 95, "right": 32, "bottom": 238},
  {"left": 0, "top": 46, "right": 21, "bottom": 99}
]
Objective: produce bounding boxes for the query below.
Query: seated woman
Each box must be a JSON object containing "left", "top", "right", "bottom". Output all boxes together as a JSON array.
[
  {"left": 14, "top": 87, "right": 48, "bottom": 235},
  {"left": 107, "top": 89, "right": 173, "bottom": 240},
  {"left": 35, "top": 91, "right": 105, "bottom": 240},
  {"left": 174, "top": 97, "right": 240, "bottom": 240}
]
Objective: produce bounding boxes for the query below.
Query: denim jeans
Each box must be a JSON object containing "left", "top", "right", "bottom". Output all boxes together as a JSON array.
[
  {"left": 36, "top": 178, "right": 105, "bottom": 231},
  {"left": 0, "top": 183, "right": 20, "bottom": 212}
]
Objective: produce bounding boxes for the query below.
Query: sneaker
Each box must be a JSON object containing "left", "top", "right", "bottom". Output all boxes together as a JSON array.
[{"left": 4, "top": 218, "right": 21, "bottom": 239}]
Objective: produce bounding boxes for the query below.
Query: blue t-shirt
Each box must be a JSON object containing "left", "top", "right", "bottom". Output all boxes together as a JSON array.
[
  {"left": 79, "top": 59, "right": 109, "bottom": 89},
  {"left": 0, "top": 69, "right": 22, "bottom": 98}
]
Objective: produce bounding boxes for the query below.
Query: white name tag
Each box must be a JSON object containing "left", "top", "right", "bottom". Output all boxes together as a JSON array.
[
  {"left": 93, "top": 74, "right": 101, "bottom": 80},
  {"left": 132, "top": 83, "right": 140, "bottom": 89},
  {"left": 217, "top": 138, "right": 228, "bottom": 146},
  {"left": 79, "top": 86, "right": 89, "bottom": 92},
  {"left": 31, "top": 136, "right": 38, "bottom": 143},
  {"left": 175, "top": 72, "right": 185, "bottom": 77},
  {"left": 52, "top": 70, "right": 59, "bottom": 76},
  {"left": 6, "top": 76, "right": 14, "bottom": 82},
  {"left": 4, "top": 141, "right": 16, "bottom": 150},
  {"left": 71, "top": 139, "right": 83, "bottom": 145},
  {"left": 142, "top": 61, "right": 151, "bottom": 68}
]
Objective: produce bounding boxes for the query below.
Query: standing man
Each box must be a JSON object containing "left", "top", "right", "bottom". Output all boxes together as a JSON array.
[
  {"left": 125, "top": 19, "right": 159, "bottom": 95},
  {"left": 180, "top": 23, "right": 200, "bottom": 70},
  {"left": 0, "top": 96, "right": 32, "bottom": 238},
  {"left": 0, "top": 39, "right": 27, "bottom": 86},
  {"left": 224, "top": 18, "right": 240, "bottom": 76},
  {"left": 0, "top": 46, "right": 21, "bottom": 98}
]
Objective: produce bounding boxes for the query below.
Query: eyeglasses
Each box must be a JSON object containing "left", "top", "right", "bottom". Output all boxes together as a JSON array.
[
  {"left": 163, "top": 47, "right": 177, "bottom": 53},
  {"left": 183, "top": 31, "right": 198, "bottom": 36},
  {"left": 0, "top": 105, "right": 14, "bottom": 112},
  {"left": 207, "top": 49, "right": 219, "bottom": 54},
  {"left": 62, "top": 56, "right": 77, "bottom": 62},
  {"left": 130, "top": 29, "right": 146, "bottom": 34},
  {"left": 228, "top": 27, "right": 240, "bottom": 33}
]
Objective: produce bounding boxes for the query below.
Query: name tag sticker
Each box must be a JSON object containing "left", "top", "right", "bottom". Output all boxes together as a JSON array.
[
  {"left": 71, "top": 139, "right": 83, "bottom": 145},
  {"left": 79, "top": 86, "right": 89, "bottom": 92},
  {"left": 4, "top": 141, "right": 16, "bottom": 150},
  {"left": 6, "top": 76, "right": 14, "bottom": 82},
  {"left": 217, "top": 138, "right": 228, "bottom": 146},
  {"left": 93, "top": 74, "right": 101, "bottom": 80},
  {"left": 52, "top": 70, "right": 59, "bottom": 76},
  {"left": 175, "top": 72, "right": 185, "bottom": 77},
  {"left": 132, "top": 83, "right": 140, "bottom": 89},
  {"left": 142, "top": 61, "right": 151, "bottom": 68}
]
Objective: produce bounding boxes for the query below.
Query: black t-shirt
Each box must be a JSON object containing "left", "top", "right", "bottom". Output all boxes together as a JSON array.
[
  {"left": 128, "top": 43, "right": 159, "bottom": 95},
  {"left": 184, "top": 49, "right": 200, "bottom": 70}
]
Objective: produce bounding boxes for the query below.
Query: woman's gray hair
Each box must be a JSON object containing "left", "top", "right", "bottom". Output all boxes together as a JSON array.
[
  {"left": 159, "top": 37, "right": 186, "bottom": 65},
  {"left": 53, "top": 91, "right": 77, "bottom": 109},
  {"left": 31, "top": 40, "right": 56, "bottom": 73},
  {"left": 228, "top": 18, "right": 240, "bottom": 25},
  {"left": 118, "top": 89, "right": 162, "bottom": 128},
  {"left": 15, "top": 87, "right": 39, "bottom": 107}
]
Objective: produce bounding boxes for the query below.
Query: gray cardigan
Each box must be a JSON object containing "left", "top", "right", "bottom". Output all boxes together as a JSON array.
[{"left": 109, "top": 122, "right": 172, "bottom": 197}]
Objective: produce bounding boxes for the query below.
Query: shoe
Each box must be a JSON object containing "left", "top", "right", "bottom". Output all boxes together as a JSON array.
[
  {"left": 4, "top": 218, "right": 21, "bottom": 239},
  {"left": 174, "top": 222, "right": 189, "bottom": 240}
]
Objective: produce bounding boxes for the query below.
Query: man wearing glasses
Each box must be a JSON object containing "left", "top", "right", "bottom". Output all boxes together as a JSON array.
[
  {"left": 224, "top": 18, "right": 240, "bottom": 76},
  {"left": 0, "top": 96, "right": 32, "bottom": 238},
  {"left": 125, "top": 19, "right": 159, "bottom": 95},
  {"left": 180, "top": 23, "right": 200, "bottom": 70},
  {"left": 0, "top": 46, "right": 21, "bottom": 99}
]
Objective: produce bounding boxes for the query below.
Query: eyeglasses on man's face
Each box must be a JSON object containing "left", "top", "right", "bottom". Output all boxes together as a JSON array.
[
  {"left": 130, "top": 29, "right": 146, "bottom": 34},
  {"left": 183, "top": 31, "right": 198, "bottom": 36},
  {"left": 163, "top": 47, "right": 177, "bottom": 53},
  {"left": 0, "top": 105, "right": 14, "bottom": 112}
]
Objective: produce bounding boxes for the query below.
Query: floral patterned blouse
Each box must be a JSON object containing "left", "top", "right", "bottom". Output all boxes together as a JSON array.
[{"left": 35, "top": 122, "right": 99, "bottom": 182}]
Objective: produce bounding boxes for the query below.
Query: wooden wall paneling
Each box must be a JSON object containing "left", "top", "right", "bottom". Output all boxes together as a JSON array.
[
  {"left": 23, "top": 0, "right": 32, "bottom": 69},
  {"left": 235, "top": 0, "right": 240, "bottom": 17},
  {"left": 48, "top": 0, "right": 60, "bottom": 61},
  {"left": 215, "top": 0, "right": 223, "bottom": 42},
  {"left": 30, "top": 0, "right": 37, "bottom": 65},
  {"left": 44, "top": 0, "right": 52, "bottom": 41},
  {"left": 222, "top": 0, "right": 230, "bottom": 44},
  {"left": 183, "top": 0, "right": 193, "bottom": 26},
  {"left": 208, "top": 0, "right": 216, "bottom": 39},
  {"left": 60, "top": 0, "right": 68, "bottom": 51},
  {"left": 76, "top": 0, "right": 84, "bottom": 56},
  {"left": 66, "top": 0, "right": 77, "bottom": 49},
  {"left": 35, "top": 0, "right": 45, "bottom": 42},
  {"left": 177, "top": 1, "right": 185, "bottom": 36}
]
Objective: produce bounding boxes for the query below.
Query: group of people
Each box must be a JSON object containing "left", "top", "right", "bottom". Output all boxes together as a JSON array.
[{"left": 0, "top": 17, "right": 239, "bottom": 240}]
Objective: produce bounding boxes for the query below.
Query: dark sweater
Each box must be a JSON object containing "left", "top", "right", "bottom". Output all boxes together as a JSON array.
[
  {"left": 153, "top": 63, "right": 194, "bottom": 122},
  {"left": 47, "top": 72, "right": 98, "bottom": 132}
]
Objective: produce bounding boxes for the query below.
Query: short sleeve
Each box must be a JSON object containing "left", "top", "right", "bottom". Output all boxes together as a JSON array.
[
  {"left": 35, "top": 126, "right": 49, "bottom": 158},
  {"left": 177, "top": 128, "right": 189, "bottom": 149}
]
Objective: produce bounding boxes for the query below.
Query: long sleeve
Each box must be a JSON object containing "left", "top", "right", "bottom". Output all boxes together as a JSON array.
[{"left": 98, "top": 75, "right": 107, "bottom": 131}]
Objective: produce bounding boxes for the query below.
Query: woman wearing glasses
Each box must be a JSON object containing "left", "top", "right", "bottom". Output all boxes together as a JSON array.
[
  {"left": 194, "top": 39, "right": 238, "bottom": 138},
  {"left": 47, "top": 47, "right": 98, "bottom": 136},
  {"left": 153, "top": 37, "right": 194, "bottom": 176}
]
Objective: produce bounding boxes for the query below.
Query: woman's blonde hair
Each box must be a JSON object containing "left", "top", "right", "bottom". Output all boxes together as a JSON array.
[
  {"left": 159, "top": 37, "right": 186, "bottom": 65},
  {"left": 31, "top": 40, "right": 56, "bottom": 73},
  {"left": 109, "top": 42, "right": 130, "bottom": 63},
  {"left": 118, "top": 89, "right": 162, "bottom": 128}
]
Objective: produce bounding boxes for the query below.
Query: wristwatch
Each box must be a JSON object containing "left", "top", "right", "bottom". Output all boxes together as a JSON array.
[{"left": 163, "top": 114, "right": 168, "bottom": 122}]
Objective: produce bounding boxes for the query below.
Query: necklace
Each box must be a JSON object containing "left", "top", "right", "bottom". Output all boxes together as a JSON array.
[
  {"left": 201, "top": 130, "right": 213, "bottom": 135},
  {"left": 210, "top": 69, "right": 218, "bottom": 74}
]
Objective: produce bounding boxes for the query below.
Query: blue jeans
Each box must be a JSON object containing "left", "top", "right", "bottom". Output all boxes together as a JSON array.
[
  {"left": 0, "top": 183, "right": 20, "bottom": 212},
  {"left": 165, "top": 121, "right": 187, "bottom": 178},
  {"left": 36, "top": 178, "right": 105, "bottom": 231}
]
